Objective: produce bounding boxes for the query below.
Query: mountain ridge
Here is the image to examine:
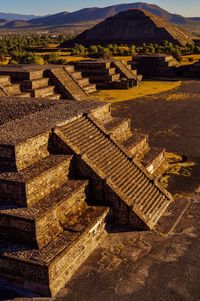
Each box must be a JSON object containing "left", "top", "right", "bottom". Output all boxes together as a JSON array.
[
  {"left": 1, "top": 3, "right": 200, "bottom": 35},
  {"left": 28, "top": 3, "right": 200, "bottom": 27},
  {"left": 0, "top": 12, "right": 41, "bottom": 21}
]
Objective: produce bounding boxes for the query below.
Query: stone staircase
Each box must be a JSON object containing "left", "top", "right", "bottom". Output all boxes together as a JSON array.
[
  {"left": 0, "top": 75, "right": 31, "bottom": 98},
  {"left": 129, "top": 54, "right": 179, "bottom": 79},
  {"left": 75, "top": 60, "right": 142, "bottom": 90},
  {"left": 19, "top": 69, "right": 61, "bottom": 100},
  {"left": 90, "top": 104, "right": 168, "bottom": 176},
  {"left": 0, "top": 66, "right": 96, "bottom": 101},
  {"left": 65, "top": 65, "right": 97, "bottom": 94},
  {"left": 54, "top": 114, "right": 173, "bottom": 230},
  {"left": 47, "top": 67, "right": 93, "bottom": 101},
  {"left": 0, "top": 132, "right": 109, "bottom": 297}
]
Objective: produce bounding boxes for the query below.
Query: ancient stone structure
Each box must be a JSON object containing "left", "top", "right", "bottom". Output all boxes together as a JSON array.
[
  {"left": 0, "top": 64, "right": 168, "bottom": 176},
  {"left": 178, "top": 60, "right": 200, "bottom": 78},
  {"left": 0, "top": 98, "right": 173, "bottom": 296},
  {"left": 75, "top": 59, "right": 142, "bottom": 89},
  {"left": 62, "top": 9, "right": 193, "bottom": 47},
  {"left": 129, "top": 54, "right": 179, "bottom": 79},
  {"left": 0, "top": 65, "right": 96, "bottom": 101}
]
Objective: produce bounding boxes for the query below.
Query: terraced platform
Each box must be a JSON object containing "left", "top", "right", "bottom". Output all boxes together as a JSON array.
[
  {"left": 0, "top": 95, "right": 174, "bottom": 297},
  {"left": 0, "top": 65, "right": 96, "bottom": 101},
  {"left": 129, "top": 54, "right": 179, "bottom": 79},
  {"left": 75, "top": 59, "right": 142, "bottom": 89}
]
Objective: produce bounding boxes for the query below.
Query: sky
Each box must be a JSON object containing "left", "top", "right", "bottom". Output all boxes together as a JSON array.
[{"left": 0, "top": 0, "right": 199, "bottom": 17}]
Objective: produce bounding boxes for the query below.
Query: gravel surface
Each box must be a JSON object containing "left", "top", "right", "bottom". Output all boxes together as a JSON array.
[{"left": 0, "top": 97, "right": 103, "bottom": 144}]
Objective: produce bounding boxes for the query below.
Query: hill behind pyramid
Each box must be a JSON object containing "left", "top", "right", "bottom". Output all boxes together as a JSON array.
[{"left": 62, "top": 9, "right": 193, "bottom": 47}]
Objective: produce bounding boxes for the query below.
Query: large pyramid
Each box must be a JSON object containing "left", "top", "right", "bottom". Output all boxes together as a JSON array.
[{"left": 63, "top": 9, "right": 193, "bottom": 47}]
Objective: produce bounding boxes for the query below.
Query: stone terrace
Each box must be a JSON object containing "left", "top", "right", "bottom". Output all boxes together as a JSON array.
[{"left": 0, "top": 97, "right": 175, "bottom": 297}]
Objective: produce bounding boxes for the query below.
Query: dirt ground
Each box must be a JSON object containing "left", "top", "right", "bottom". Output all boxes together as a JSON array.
[{"left": 1, "top": 80, "right": 200, "bottom": 301}]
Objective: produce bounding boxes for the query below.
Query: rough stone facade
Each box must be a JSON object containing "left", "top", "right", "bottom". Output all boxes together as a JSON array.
[{"left": 0, "top": 98, "right": 174, "bottom": 297}]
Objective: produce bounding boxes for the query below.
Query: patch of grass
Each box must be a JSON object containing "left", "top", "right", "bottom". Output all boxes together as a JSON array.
[{"left": 95, "top": 81, "right": 181, "bottom": 102}]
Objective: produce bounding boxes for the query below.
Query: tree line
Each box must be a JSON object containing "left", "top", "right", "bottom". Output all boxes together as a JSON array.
[{"left": 0, "top": 34, "right": 200, "bottom": 64}]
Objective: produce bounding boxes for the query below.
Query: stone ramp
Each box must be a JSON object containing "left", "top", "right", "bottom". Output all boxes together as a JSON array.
[
  {"left": 48, "top": 67, "right": 89, "bottom": 101},
  {"left": 112, "top": 60, "right": 142, "bottom": 85},
  {"left": 55, "top": 114, "right": 173, "bottom": 229}
]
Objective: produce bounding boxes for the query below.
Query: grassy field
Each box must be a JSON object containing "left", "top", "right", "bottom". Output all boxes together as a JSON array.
[{"left": 95, "top": 81, "right": 181, "bottom": 102}]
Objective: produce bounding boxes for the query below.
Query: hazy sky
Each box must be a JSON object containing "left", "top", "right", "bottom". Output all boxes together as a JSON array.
[{"left": 0, "top": 0, "right": 199, "bottom": 17}]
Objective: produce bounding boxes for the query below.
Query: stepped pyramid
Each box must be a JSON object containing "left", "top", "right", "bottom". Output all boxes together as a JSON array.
[
  {"left": 75, "top": 59, "right": 143, "bottom": 89},
  {"left": 0, "top": 65, "right": 96, "bottom": 101},
  {"left": 63, "top": 9, "right": 193, "bottom": 47},
  {"left": 129, "top": 54, "right": 179, "bottom": 78},
  {"left": 0, "top": 98, "right": 174, "bottom": 297}
]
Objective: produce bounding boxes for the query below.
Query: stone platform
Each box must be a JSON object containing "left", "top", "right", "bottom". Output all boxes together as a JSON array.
[
  {"left": 75, "top": 59, "right": 142, "bottom": 89},
  {"left": 0, "top": 97, "right": 177, "bottom": 297},
  {"left": 0, "top": 64, "right": 96, "bottom": 101},
  {"left": 129, "top": 54, "right": 179, "bottom": 79}
]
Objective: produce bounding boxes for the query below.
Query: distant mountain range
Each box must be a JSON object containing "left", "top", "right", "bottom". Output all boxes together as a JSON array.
[
  {"left": 0, "top": 12, "right": 40, "bottom": 21},
  {"left": 1, "top": 3, "right": 200, "bottom": 35}
]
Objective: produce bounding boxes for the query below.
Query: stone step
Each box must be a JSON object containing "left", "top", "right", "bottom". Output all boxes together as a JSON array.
[
  {"left": 76, "top": 78, "right": 89, "bottom": 87},
  {"left": 0, "top": 75, "right": 11, "bottom": 85},
  {"left": 112, "top": 60, "right": 137, "bottom": 80},
  {"left": 0, "top": 206, "right": 109, "bottom": 297},
  {"left": 90, "top": 103, "right": 111, "bottom": 121},
  {"left": 32, "top": 86, "right": 56, "bottom": 98},
  {"left": 0, "top": 132, "right": 50, "bottom": 172},
  {"left": 3, "top": 84, "right": 21, "bottom": 95},
  {"left": 0, "top": 180, "right": 88, "bottom": 249},
  {"left": 103, "top": 118, "right": 131, "bottom": 138},
  {"left": 141, "top": 147, "right": 165, "bottom": 175},
  {"left": 49, "top": 68, "right": 88, "bottom": 101},
  {"left": 55, "top": 115, "right": 172, "bottom": 229},
  {"left": 103, "top": 154, "right": 127, "bottom": 176},
  {"left": 14, "top": 92, "right": 32, "bottom": 98},
  {"left": 81, "top": 135, "right": 105, "bottom": 153},
  {"left": 137, "top": 74, "right": 143, "bottom": 82},
  {"left": 65, "top": 65, "right": 75, "bottom": 73},
  {"left": 109, "top": 160, "right": 133, "bottom": 181},
  {"left": 83, "top": 84, "right": 97, "bottom": 94},
  {"left": 46, "top": 93, "right": 61, "bottom": 100},
  {"left": 29, "top": 70, "right": 44, "bottom": 80},
  {"left": 70, "top": 71, "right": 83, "bottom": 80},
  {"left": 123, "top": 134, "right": 149, "bottom": 158},
  {"left": 21, "top": 78, "right": 50, "bottom": 90},
  {"left": 0, "top": 155, "right": 72, "bottom": 207}
]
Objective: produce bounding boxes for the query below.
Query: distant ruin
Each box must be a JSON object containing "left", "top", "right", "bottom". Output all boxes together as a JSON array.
[{"left": 62, "top": 9, "right": 193, "bottom": 47}]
